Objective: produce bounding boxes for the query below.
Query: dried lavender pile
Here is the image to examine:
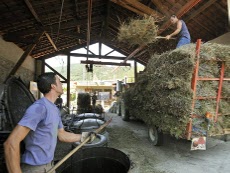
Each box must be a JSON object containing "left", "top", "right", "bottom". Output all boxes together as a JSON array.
[
  {"left": 124, "top": 43, "right": 230, "bottom": 138},
  {"left": 117, "top": 15, "right": 159, "bottom": 46}
]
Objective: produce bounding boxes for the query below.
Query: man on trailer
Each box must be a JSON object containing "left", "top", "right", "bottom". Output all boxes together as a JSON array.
[{"left": 166, "top": 15, "right": 191, "bottom": 48}]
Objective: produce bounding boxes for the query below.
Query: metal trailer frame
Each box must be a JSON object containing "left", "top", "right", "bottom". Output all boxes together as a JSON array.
[{"left": 186, "top": 39, "right": 230, "bottom": 140}]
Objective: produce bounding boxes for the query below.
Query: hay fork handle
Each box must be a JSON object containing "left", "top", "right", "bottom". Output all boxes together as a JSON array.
[
  {"left": 46, "top": 117, "right": 113, "bottom": 173},
  {"left": 155, "top": 36, "right": 176, "bottom": 39}
]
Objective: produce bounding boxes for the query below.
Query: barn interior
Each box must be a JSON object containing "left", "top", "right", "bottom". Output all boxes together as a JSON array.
[{"left": 0, "top": 0, "right": 230, "bottom": 172}]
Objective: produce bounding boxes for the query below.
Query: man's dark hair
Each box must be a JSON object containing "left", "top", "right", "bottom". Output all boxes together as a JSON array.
[
  {"left": 171, "top": 15, "right": 177, "bottom": 18},
  {"left": 37, "top": 72, "right": 56, "bottom": 94}
]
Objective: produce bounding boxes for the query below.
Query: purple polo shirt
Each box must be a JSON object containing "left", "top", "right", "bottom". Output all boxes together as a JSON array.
[{"left": 18, "top": 97, "right": 63, "bottom": 165}]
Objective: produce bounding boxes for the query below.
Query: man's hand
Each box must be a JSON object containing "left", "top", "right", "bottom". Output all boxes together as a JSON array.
[
  {"left": 81, "top": 132, "right": 96, "bottom": 143},
  {"left": 166, "top": 35, "right": 171, "bottom": 40}
]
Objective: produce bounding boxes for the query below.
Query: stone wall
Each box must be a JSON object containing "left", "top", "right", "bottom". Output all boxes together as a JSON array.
[{"left": 0, "top": 37, "right": 35, "bottom": 86}]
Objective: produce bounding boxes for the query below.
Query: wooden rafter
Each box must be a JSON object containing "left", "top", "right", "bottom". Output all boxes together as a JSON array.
[
  {"left": 184, "top": 0, "right": 218, "bottom": 22},
  {"left": 151, "top": 0, "right": 170, "bottom": 17},
  {"left": 158, "top": 0, "right": 202, "bottom": 35},
  {"left": 124, "top": 44, "right": 145, "bottom": 62},
  {"left": 44, "top": 62, "right": 67, "bottom": 81},
  {"left": 1, "top": 0, "right": 226, "bottom": 64},
  {"left": 24, "top": 0, "right": 58, "bottom": 51},
  {"left": 74, "top": 0, "right": 80, "bottom": 15},
  {"left": 81, "top": 60, "right": 130, "bottom": 66},
  {"left": 183, "top": 0, "right": 218, "bottom": 37},
  {"left": 111, "top": 0, "right": 146, "bottom": 16},
  {"left": 111, "top": 0, "right": 162, "bottom": 17},
  {"left": 101, "top": 0, "right": 111, "bottom": 38},
  {"left": 44, "top": 32, "right": 58, "bottom": 51},
  {"left": 70, "top": 53, "right": 126, "bottom": 60},
  {"left": 34, "top": 38, "right": 84, "bottom": 56},
  {"left": 37, "top": 41, "right": 92, "bottom": 60},
  {"left": 123, "top": 0, "right": 162, "bottom": 17},
  {"left": 215, "top": 2, "right": 228, "bottom": 16},
  {"left": 192, "top": 20, "right": 216, "bottom": 37}
]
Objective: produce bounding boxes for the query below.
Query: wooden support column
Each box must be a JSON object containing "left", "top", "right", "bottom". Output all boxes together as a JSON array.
[
  {"left": 134, "top": 61, "right": 137, "bottom": 82},
  {"left": 228, "top": 0, "right": 230, "bottom": 27},
  {"left": 4, "top": 31, "right": 44, "bottom": 83},
  {"left": 35, "top": 59, "right": 44, "bottom": 80},
  {"left": 41, "top": 59, "right": 45, "bottom": 74},
  {"left": 67, "top": 55, "right": 71, "bottom": 108}
]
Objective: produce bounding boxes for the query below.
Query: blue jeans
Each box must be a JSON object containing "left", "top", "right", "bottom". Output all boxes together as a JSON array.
[{"left": 176, "top": 37, "right": 190, "bottom": 48}]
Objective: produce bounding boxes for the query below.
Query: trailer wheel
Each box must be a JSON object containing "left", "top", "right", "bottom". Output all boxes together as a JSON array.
[
  {"left": 121, "top": 100, "right": 129, "bottom": 121},
  {"left": 148, "top": 126, "right": 163, "bottom": 146},
  {"left": 72, "top": 134, "right": 107, "bottom": 149}
]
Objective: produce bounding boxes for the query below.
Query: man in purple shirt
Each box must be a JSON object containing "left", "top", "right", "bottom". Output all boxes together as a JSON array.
[
  {"left": 166, "top": 15, "right": 191, "bottom": 48},
  {"left": 4, "top": 72, "right": 84, "bottom": 173}
]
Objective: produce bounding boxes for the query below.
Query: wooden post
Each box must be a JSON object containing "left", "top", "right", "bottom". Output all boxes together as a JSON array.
[
  {"left": 4, "top": 31, "right": 44, "bottom": 83},
  {"left": 228, "top": 0, "right": 230, "bottom": 27},
  {"left": 134, "top": 61, "right": 137, "bottom": 82},
  {"left": 67, "top": 55, "right": 71, "bottom": 108}
]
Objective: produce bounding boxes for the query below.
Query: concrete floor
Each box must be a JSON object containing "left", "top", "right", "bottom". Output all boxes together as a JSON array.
[
  {"left": 55, "top": 112, "right": 230, "bottom": 173},
  {"left": 105, "top": 113, "right": 230, "bottom": 173}
]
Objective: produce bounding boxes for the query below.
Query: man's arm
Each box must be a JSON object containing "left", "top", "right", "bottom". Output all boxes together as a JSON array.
[
  {"left": 58, "top": 128, "right": 81, "bottom": 143},
  {"left": 166, "top": 20, "right": 182, "bottom": 39},
  {"left": 4, "top": 125, "right": 30, "bottom": 173}
]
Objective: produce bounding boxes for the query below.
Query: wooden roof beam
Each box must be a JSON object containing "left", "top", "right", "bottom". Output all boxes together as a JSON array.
[
  {"left": 70, "top": 53, "right": 125, "bottom": 60},
  {"left": 81, "top": 60, "right": 131, "bottom": 66},
  {"left": 44, "top": 62, "right": 67, "bottom": 81},
  {"left": 100, "top": 0, "right": 111, "bottom": 38},
  {"left": 191, "top": 19, "right": 216, "bottom": 38},
  {"left": 151, "top": 0, "right": 170, "bottom": 17},
  {"left": 215, "top": 2, "right": 228, "bottom": 16},
  {"left": 74, "top": 0, "right": 80, "bottom": 15},
  {"left": 36, "top": 41, "right": 92, "bottom": 60},
  {"left": 111, "top": 0, "right": 162, "bottom": 17},
  {"left": 24, "top": 0, "right": 58, "bottom": 51},
  {"left": 158, "top": 0, "right": 202, "bottom": 35},
  {"left": 44, "top": 32, "right": 58, "bottom": 51},
  {"left": 123, "top": 0, "right": 162, "bottom": 17},
  {"left": 111, "top": 0, "right": 146, "bottom": 16},
  {"left": 124, "top": 44, "right": 146, "bottom": 62},
  {"left": 184, "top": 0, "right": 218, "bottom": 22},
  {"left": 183, "top": 0, "right": 218, "bottom": 37},
  {"left": 33, "top": 38, "right": 84, "bottom": 56}
]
